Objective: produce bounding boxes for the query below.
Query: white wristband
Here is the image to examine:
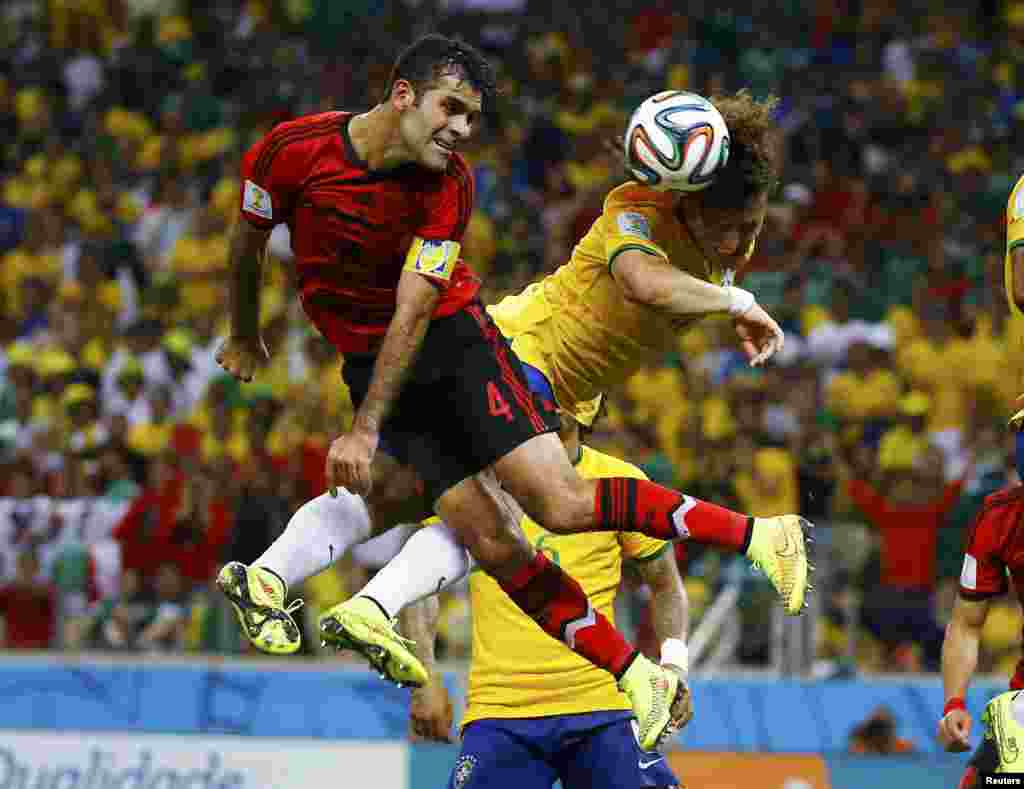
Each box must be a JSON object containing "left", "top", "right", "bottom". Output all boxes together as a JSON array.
[
  {"left": 660, "top": 638, "right": 689, "bottom": 679},
  {"left": 724, "top": 285, "right": 756, "bottom": 317}
]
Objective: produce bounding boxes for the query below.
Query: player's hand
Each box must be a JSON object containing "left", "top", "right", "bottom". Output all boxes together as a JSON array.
[
  {"left": 733, "top": 303, "right": 785, "bottom": 367},
  {"left": 938, "top": 709, "right": 972, "bottom": 752},
  {"left": 409, "top": 676, "right": 455, "bottom": 743},
  {"left": 326, "top": 428, "right": 379, "bottom": 497},
  {"left": 215, "top": 335, "right": 269, "bottom": 382},
  {"left": 665, "top": 667, "right": 694, "bottom": 731}
]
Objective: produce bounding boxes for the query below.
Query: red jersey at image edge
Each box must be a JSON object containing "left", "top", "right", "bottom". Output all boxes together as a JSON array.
[
  {"left": 239, "top": 111, "right": 480, "bottom": 353},
  {"left": 958, "top": 484, "right": 1024, "bottom": 689}
]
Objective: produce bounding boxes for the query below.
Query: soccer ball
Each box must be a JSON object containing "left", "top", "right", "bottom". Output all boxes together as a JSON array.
[{"left": 624, "top": 91, "right": 730, "bottom": 192}]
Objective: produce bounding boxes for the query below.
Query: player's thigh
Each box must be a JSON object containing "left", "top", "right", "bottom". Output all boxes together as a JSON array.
[
  {"left": 450, "top": 720, "right": 558, "bottom": 789},
  {"left": 491, "top": 431, "right": 594, "bottom": 535},
  {"left": 558, "top": 719, "right": 680, "bottom": 789},
  {"left": 441, "top": 304, "right": 559, "bottom": 478},
  {"left": 436, "top": 474, "right": 534, "bottom": 581}
]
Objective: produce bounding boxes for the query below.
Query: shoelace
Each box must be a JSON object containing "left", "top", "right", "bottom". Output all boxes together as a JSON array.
[{"left": 284, "top": 599, "right": 304, "bottom": 615}]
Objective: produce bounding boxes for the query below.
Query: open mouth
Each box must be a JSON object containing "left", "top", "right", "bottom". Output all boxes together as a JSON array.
[{"left": 433, "top": 138, "right": 455, "bottom": 154}]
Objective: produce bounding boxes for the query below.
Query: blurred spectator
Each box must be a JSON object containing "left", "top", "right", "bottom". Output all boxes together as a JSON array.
[
  {"left": 66, "top": 567, "right": 153, "bottom": 651},
  {"left": 136, "top": 561, "right": 188, "bottom": 653},
  {"left": 0, "top": 549, "right": 56, "bottom": 649},
  {"left": 848, "top": 706, "right": 916, "bottom": 754},
  {"left": 843, "top": 445, "right": 967, "bottom": 669}
]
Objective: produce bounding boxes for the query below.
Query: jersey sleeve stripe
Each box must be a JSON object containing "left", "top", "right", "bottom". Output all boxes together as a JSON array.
[
  {"left": 251, "top": 116, "right": 340, "bottom": 184},
  {"left": 607, "top": 243, "right": 666, "bottom": 275},
  {"left": 628, "top": 541, "right": 671, "bottom": 564}
]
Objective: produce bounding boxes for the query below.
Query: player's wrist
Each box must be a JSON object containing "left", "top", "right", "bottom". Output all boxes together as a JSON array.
[
  {"left": 724, "top": 286, "right": 756, "bottom": 317},
  {"left": 660, "top": 638, "right": 688, "bottom": 680},
  {"left": 943, "top": 697, "right": 967, "bottom": 716}
]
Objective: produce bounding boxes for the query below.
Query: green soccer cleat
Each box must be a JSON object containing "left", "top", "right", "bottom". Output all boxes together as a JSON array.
[
  {"left": 617, "top": 654, "right": 686, "bottom": 751},
  {"left": 746, "top": 514, "right": 811, "bottom": 616},
  {"left": 216, "top": 562, "right": 303, "bottom": 655},
  {"left": 982, "top": 691, "right": 1024, "bottom": 773},
  {"left": 319, "top": 596, "right": 429, "bottom": 688}
]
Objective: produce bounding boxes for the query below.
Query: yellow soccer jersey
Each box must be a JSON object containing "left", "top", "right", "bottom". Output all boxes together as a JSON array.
[
  {"left": 1006, "top": 173, "right": 1024, "bottom": 321},
  {"left": 1006, "top": 174, "right": 1024, "bottom": 407},
  {"left": 462, "top": 444, "right": 670, "bottom": 727},
  {"left": 488, "top": 181, "right": 750, "bottom": 426}
]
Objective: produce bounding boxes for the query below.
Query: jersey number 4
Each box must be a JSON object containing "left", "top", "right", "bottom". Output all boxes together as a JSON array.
[{"left": 487, "top": 381, "right": 513, "bottom": 422}]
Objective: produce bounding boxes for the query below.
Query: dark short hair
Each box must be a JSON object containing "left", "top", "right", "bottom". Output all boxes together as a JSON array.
[{"left": 385, "top": 34, "right": 496, "bottom": 114}]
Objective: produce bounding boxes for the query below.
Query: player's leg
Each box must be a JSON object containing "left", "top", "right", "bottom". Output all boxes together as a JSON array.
[
  {"left": 356, "top": 517, "right": 473, "bottom": 618},
  {"left": 554, "top": 715, "right": 681, "bottom": 789},
  {"left": 447, "top": 719, "right": 559, "bottom": 789},
  {"left": 491, "top": 432, "right": 809, "bottom": 615},
  {"left": 217, "top": 352, "right": 433, "bottom": 655}
]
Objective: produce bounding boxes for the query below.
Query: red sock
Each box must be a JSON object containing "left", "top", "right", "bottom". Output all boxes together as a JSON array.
[
  {"left": 499, "top": 551, "right": 637, "bottom": 678},
  {"left": 594, "top": 478, "right": 753, "bottom": 552}
]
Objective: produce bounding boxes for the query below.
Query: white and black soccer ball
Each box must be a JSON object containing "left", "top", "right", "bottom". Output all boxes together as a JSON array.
[{"left": 624, "top": 91, "right": 731, "bottom": 192}]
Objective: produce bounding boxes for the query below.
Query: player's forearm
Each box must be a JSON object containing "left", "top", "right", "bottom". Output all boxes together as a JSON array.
[
  {"left": 639, "top": 552, "right": 689, "bottom": 649},
  {"left": 620, "top": 262, "right": 748, "bottom": 319},
  {"left": 399, "top": 596, "right": 440, "bottom": 674},
  {"left": 353, "top": 274, "right": 439, "bottom": 434},
  {"left": 942, "top": 617, "right": 980, "bottom": 702},
  {"left": 228, "top": 220, "right": 270, "bottom": 338}
]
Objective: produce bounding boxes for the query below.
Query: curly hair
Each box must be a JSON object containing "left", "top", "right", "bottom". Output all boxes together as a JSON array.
[
  {"left": 385, "top": 34, "right": 497, "bottom": 114},
  {"left": 701, "top": 90, "right": 780, "bottom": 209}
]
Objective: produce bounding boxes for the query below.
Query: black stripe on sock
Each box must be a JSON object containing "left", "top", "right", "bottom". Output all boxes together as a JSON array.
[{"left": 741, "top": 518, "right": 754, "bottom": 554}]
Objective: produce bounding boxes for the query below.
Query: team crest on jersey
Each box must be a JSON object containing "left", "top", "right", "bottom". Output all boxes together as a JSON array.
[
  {"left": 243, "top": 180, "right": 273, "bottom": 220},
  {"left": 406, "top": 237, "right": 461, "bottom": 280},
  {"left": 452, "top": 755, "right": 478, "bottom": 789},
  {"left": 1014, "top": 187, "right": 1024, "bottom": 220},
  {"left": 960, "top": 553, "right": 978, "bottom": 589},
  {"left": 617, "top": 212, "right": 652, "bottom": 240}
]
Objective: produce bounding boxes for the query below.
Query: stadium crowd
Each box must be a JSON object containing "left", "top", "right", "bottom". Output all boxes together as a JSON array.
[{"left": 0, "top": 0, "right": 1023, "bottom": 679}]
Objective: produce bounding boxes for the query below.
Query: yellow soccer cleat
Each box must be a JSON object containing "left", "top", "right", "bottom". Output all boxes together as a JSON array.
[
  {"left": 746, "top": 515, "right": 811, "bottom": 616},
  {"left": 319, "top": 597, "right": 429, "bottom": 688},
  {"left": 982, "top": 691, "right": 1024, "bottom": 773},
  {"left": 617, "top": 654, "right": 686, "bottom": 751},
  {"left": 216, "top": 562, "right": 303, "bottom": 655}
]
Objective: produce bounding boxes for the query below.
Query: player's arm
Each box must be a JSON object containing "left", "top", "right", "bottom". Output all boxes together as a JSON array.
[
  {"left": 939, "top": 594, "right": 992, "bottom": 752},
  {"left": 327, "top": 269, "right": 441, "bottom": 495},
  {"left": 400, "top": 596, "right": 454, "bottom": 742},
  {"left": 636, "top": 548, "right": 693, "bottom": 729},
  {"left": 218, "top": 126, "right": 297, "bottom": 383},
  {"left": 355, "top": 268, "right": 440, "bottom": 434},
  {"left": 216, "top": 220, "right": 272, "bottom": 382},
  {"left": 611, "top": 249, "right": 783, "bottom": 365}
]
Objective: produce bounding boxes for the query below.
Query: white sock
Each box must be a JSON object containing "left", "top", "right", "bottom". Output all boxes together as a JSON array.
[
  {"left": 256, "top": 491, "right": 373, "bottom": 588},
  {"left": 358, "top": 520, "right": 473, "bottom": 618}
]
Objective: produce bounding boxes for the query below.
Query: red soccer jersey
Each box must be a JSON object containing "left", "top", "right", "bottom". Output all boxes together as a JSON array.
[
  {"left": 239, "top": 111, "right": 479, "bottom": 353},
  {"left": 958, "top": 484, "right": 1024, "bottom": 689}
]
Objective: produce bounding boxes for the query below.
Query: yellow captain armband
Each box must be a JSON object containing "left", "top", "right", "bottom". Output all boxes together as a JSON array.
[{"left": 403, "top": 237, "right": 461, "bottom": 281}]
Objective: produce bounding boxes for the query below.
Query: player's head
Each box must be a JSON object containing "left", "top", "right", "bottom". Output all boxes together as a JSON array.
[
  {"left": 384, "top": 34, "right": 495, "bottom": 171},
  {"left": 684, "top": 91, "right": 779, "bottom": 265}
]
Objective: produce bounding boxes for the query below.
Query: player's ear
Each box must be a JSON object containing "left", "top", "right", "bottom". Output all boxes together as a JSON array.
[{"left": 391, "top": 79, "right": 417, "bottom": 111}]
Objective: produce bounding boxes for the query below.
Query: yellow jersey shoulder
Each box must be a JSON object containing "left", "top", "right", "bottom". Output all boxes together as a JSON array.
[
  {"left": 1008, "top": 172, "right": 1024, "bottom": 247},
  {"left": 577, "top": 444, "right": 648, "bottom": 481},
  {"left": 603, "top": 181, "right": 674, "bottom": 213}
]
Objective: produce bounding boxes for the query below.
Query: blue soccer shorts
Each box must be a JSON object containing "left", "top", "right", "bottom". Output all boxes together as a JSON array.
[{"left": 447, "top": 711, "right": 680, "bottom": 789}]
